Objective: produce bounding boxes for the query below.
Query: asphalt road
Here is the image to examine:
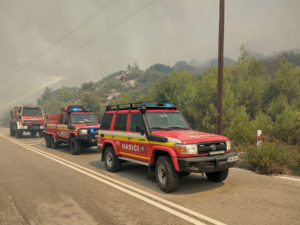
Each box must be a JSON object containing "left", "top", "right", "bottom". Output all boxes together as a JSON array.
[{"left": 0, "top": 127, "right": 299, "bottom": 225}]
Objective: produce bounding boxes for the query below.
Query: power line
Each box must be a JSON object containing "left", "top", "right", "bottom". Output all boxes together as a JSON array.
[
  {"left": 11, "top": 0, "right": 157, "bottom": 82},
  {"left": 0, "top": 0, "right": 118, "bottom": 86},
  {"left": 42, "top": 0, "right": 157, "bottom": 69}
]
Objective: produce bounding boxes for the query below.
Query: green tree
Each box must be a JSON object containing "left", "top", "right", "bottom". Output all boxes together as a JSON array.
[
  {"left": 274, "top": 59, "right": 300, "bottom": 104},
  {"left": 79, "top": 93, "right": 101, "bottom": 116},
  {"left": 224, "top": 106, "right": 256, "bottom": 146}
]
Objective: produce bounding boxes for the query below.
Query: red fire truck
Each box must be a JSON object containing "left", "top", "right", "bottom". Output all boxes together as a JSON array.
[
  {"left": 45, "top": 105, "right": 100, "bottom": 154},
  {"left": 10, "top": 105, "right": 45, "bottom": 138},
  {"left": 98, "top": 103, "right": 238, "bottom": 192}
]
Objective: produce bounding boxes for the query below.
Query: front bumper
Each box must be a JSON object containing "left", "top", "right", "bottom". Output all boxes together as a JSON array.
[
  {"left": 177, "top": 152, "right": 238, "bottom": 173},
  {"left": 77, "top": 133, "right": 98, "bottom": 145}
]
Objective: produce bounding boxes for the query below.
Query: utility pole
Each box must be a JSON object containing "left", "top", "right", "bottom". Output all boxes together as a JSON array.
[{"left": 217, "top": 0, "right": 225, "bottom": 134}]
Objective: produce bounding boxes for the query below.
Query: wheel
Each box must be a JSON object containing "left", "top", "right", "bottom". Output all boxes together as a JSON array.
[
  {"left": 45, "top": 135, "right": 51, "bottom": 148},
  {"left": 104, "top": 146, "right": 121, "bottom": 172},
  {"left": 155, "top": 156, "right": 179, "bottom": 193},
  {"left": 39, "top": 131, "right": 45, "bottom": 137},
  {"left": 15, "top": 130, "right": 23, "bottom": 138},
  {"left": 30, "top": 131, "right": 37, "bottom": 137},
  {"left": 10, "top": 126, "right": 15, "bottom": 136},
  {"left": 50, "top": 135, "right": 58, "bottom": 149},
  {"left": 70, "top": 137, "right": 81, "bottom": 155},
  {"left": 206, "top": 169, "right": 228, "bottom": 182}
]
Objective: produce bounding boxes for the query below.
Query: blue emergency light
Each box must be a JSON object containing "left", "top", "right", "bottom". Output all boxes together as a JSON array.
[{"left": 140, "top": 103, "right": 174, "bottom": 107}]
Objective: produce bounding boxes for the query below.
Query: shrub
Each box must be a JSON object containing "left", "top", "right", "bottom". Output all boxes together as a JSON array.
[{"left": 245, "top": 142, "right": 292, "bottom": 174}]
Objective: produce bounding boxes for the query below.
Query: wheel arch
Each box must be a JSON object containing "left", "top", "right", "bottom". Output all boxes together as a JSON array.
[
  {"left": 150, "top": 146, "right": 180, "bottom": 172},
  {"left": 101, "top": 141, "right": 118, "bottom": 161}
]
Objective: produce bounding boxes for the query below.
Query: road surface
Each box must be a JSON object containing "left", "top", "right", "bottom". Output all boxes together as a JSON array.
[{"left": 0, "top": 127, "right": 299, "bottom": 225}]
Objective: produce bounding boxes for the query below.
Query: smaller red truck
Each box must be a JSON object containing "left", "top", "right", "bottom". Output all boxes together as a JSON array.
[
  {"left": 45, "top": 105, "right": 100, "bottom": 154},
  {"left": 10, "top": 105, "right": 45, "bottom": 138}
]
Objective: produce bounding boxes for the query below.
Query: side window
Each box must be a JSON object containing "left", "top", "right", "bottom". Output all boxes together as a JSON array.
[
  {"left": 59, "top": 114, "right": 64, "bottom": 124},
  {"left": 100, "top": 113, "right": 113, "bottom": 130},
  {"left": 130, "top": 114, "right": 146, "bottom": 132},
  {"left": 114, "top": 114, "right": 128, "bottom": 131}
]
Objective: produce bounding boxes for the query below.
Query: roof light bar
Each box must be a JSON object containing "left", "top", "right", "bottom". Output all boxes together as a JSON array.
[{"left": 105, "top": 103, "right": 176, "bottom": 111}]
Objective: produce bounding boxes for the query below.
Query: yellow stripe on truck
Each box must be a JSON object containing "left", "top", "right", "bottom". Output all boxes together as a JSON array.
[
  {"left": 99, "top": 134, "right": 176, "bottom": 147},
  {"left": 119, "top": 151, "right": 150, "bottom": 160}
]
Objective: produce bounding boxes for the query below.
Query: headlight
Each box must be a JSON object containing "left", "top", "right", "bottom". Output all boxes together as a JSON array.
[
  {"left": 175, "top": 144, "right": 198, "bottom": 154},
  {"left": 79, "top": 129, "right": 88, "bottom": 135},
  {"left": 226, "top": 141, "right": 231, "bottom": 150}
]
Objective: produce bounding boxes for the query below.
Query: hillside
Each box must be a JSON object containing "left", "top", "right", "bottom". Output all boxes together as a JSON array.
[{"left": 23, "top": 49, "right": 300, "bottom": 174}]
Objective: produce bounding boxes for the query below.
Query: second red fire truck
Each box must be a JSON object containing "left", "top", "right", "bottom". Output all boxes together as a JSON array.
[{"left": 45, "top": 105, "right": 100, "bottom": 154}]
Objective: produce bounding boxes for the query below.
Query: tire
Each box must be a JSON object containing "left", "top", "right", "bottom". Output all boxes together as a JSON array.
[
  {"left": 30, "top": 131, "right": 37, "bottom": 137},
  {"left": 15, "top": 130, "right": 23, "bottom": 138},
  {"left": 155, "top": 156, "right": 179, "bottom": 193},
  {"left": 45, "top": 135, "right": 51, "bottom": 148},
  {"left": 70, "top": 137, "right": 81, "bottom": 155},
  {"left": 10, "top": 126, "right": 15, "bottom": 137},
  {"left": 104, "top": 146, "right": 121, "bottom": 172},
  {"left": 50, "top": 135, "right": 58, "bottom": 149},
  {"left": 206, "top": 169, "right": 228, "bottom": 182}
]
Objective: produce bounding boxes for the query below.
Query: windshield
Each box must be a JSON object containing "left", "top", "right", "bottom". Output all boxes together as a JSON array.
[
  {"left": 70, "top": 113, "right": 98, "bottom": 124},
  {"left": 22, "top": 108, "right": 42, "bottom": 116},
  {"left": 146, "top": 112, "right": 190, "bottom": 131}
]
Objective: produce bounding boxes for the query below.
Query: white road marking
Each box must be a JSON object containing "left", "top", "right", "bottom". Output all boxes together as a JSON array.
[
  {"left": 22, "top": 140, "right": 44, "bottom": 145},
  {"left": 0, "top": 134, "right": 227, "bottom": 225},
  {"left": 232, "top": 167, "right": 300, "bottom": 183},
  {"left": 274, "top": 176, "right": 300, "bottom": 183}
]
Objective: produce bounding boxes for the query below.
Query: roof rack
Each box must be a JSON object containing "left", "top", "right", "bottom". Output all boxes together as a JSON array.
[{"left": 105, "top": 103, "right": 177, "bottom": 111}]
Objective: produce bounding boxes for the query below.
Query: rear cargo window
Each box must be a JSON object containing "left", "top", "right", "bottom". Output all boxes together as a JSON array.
[
  {"left": 114, "top": 114, "right": 128, "bottom": 131},
  {"left": 100, "top": 114, "right": 113, "bottom": 130}
]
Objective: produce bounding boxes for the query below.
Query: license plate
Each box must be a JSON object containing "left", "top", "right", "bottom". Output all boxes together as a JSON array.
[
  {"left": 227, "top": 155, "right": 239, "bottom": 162},
  {"left": 209, "top": 150, "right": 224, "bottom": 156}
]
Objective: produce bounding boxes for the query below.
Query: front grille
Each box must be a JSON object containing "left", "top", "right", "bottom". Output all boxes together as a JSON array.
[{"left": 197, "top": 141, "right": 226, "bottom": 154}]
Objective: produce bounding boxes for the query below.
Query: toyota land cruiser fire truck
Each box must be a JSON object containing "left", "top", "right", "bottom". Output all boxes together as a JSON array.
[
  {"left": 97, "top": 103, "right": 238, "bottom": 192},
  {"left": 10, "top": 105, "right": 45, "bottom": 138},
  {"left": 45, "top": 105, "right": 100, "bottom": 154}
]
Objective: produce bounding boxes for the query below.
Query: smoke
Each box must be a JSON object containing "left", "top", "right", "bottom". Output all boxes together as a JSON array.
[{"left": 0, "top": 0, "right": 299, "bottom": 113}]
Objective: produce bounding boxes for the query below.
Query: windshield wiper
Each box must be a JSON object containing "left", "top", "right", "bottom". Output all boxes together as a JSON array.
[
  {"left": 168, "top": 126, "right": 189, "bottom": 130},
  {"left": 151, "top": 126, "right": 169, "bottom": 130}
]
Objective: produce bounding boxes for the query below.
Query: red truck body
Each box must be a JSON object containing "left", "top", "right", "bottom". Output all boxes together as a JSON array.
[
  {"left": 97, "top": 103, "right": 238, "bottom": 192},
  {"left": 45, "top": 105, "right": 100, "bottom": 155},
  {"left": 10, "top": 105, "right": 45, "bottom": 138}
]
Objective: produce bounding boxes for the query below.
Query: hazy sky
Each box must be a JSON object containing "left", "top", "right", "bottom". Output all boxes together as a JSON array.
[{"left": 0, "top": 0, "right": 299, "bottom": 111}]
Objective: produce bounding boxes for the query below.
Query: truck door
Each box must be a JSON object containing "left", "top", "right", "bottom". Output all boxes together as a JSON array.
[
  {"left": 127, "top": 113, "right": 149, "bottom": 162},
  {"left": 57, "top": 113, "right": 68, "bottom": 139},
  {"left": 113, "top": 112, "right": 128, "bottom": 153}
]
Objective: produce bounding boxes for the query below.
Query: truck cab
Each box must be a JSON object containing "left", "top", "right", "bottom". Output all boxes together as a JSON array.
[
  {"left": 10, "top": 105, "right": 45, "bottom": 138},
  {"left": 45, "top": 105, "right": 100, "bottom": 154},
  {"left": 98, "top": 103, "right": 238, "bottom": 192}
]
